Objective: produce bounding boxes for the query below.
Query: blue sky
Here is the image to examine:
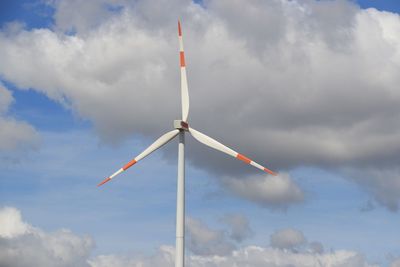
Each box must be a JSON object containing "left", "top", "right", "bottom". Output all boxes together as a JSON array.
[{"left": 1, "top": 1, "right": 400, "bottom": 266}]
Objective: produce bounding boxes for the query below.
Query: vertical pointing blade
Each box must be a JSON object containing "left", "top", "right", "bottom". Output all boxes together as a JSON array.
[{"left": 178, "top": 20, "right": 190, "bottom": 122}]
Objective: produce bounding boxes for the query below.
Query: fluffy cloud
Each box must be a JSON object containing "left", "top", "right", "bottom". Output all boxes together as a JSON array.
[
  {"left": 0, "top": 83, "right": 38, "bottom": 151},
  {"left": 90, "top": 246, "right": 377, "bottom": 267},
  {"left": 0, "top": 207, "right": 380, "bottom": 267},
  {"left": 90, "top": 222, "right": 376, "bottom": 267},
  {"left": 88, "top": 246, "right": 175, "bottom": 267},
  {"left": 220, "top": 214, "right": 253, "bottom": 242},
  {"left": 0, "top": 207, "right": 30, "bottom": 238},
  {"left": 89, "top": 220, "right": 378, "bottom": 267},
  {"left": 269, "top": 228, "right": 327, "bottom": 255},
  {"left": 0, "top": 207, "right": 93, "bottom": 267},
  {"left": 186, "top": 217, "right": 236, "bottom": 256},
  {"left": 50, "top": 0, "right": 125, "bottom": 34},
  {"left": 1, "top": 0, "right": 400, "bottom": 210},
  {"left": 270, "top": 228, "right": 307, "bottom": 250},
  {"left": 222, "top": 172, "right": 304, "bottom": 209}
]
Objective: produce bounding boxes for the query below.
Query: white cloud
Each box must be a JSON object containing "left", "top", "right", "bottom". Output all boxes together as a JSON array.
[
  {"left": 0, "top": 207, "right": 93, "bottom": 267},
  {"left": 186, "top": 217, "right": 235, "bottom": 256},
  {"left": 89, "top": 219, "right": 377, "bottom": 267},
  {"left": 0, "top": 83, "right": 38, "bottom": 151},
  {"left": 0, "top": 207, "right": 30, "bottom": 238},
  {"left": 185, "top": 246, "right": 376, "bottom": 267},
  {"left": 0, "top": 117, "right": 38, "bottom": 151},
  {"left": 270, "top": 228, "right": 307, "bottom": 251},
  {"left": 220, "top": 214, "right": 253, "bottom": 242},
  {"left": 88, "top": 246, "right": 175, "bottom": 267},
  {"left": 91, "top": 246, "right": 377, "bottom": 267},
  {"left": 269, "top": 228, "right": 327, "bottom": 255},
  {"left": 0, "top": 0, "right": 400, "bottom": 210},
  {"left": 50, "top": 0, "right": 124, "bottom": 34},
  {"left": 0, "top": 207, "right": 379, "bottom": 267},
  {"left": 222, "top": 172, "right": 304, "bottom": 209}
]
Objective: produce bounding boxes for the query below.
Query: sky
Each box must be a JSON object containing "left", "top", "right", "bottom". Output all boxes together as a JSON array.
[{"left": 0, "top": 0, "right": 400, "bottom": 266}]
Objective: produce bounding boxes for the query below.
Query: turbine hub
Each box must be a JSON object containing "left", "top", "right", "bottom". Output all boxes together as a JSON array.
[{"left": 174, "top": 120, "right": 189, "bottom": 131}]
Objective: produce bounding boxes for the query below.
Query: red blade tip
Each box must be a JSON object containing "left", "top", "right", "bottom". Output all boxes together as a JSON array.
[
  {"left": 178, "top": 20, "right": 182, "bottom": 36},
  {"left": 97, "top": 177, "right": 111, "bottom": 187},
  {"left": 264, "top": 168, "right": 278, "bottom": 176}
]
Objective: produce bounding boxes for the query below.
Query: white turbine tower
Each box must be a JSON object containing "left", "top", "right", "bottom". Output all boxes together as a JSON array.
[{"left": 98, "top": 20, "right": 277, "bottom": 267}]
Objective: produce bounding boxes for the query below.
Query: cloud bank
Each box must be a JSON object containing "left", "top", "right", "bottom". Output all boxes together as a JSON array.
[{"left": 0, "top": 207, "right": 382, "bottom": 267}]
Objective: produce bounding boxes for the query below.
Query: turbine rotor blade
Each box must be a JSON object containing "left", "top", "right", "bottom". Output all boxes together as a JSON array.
[
  {"left": 178, "top": 20, "right": 190, "bottom": 122},
  {"left": 189, "top": 127, "right": 277, "bottom": 176},
  {"left": 98, "top": 129, "right": 180, "bottom": 186}
]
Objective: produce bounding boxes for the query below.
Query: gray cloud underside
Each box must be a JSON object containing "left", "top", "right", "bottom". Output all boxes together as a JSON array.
[
  {"left": 1, "top": 0, "right": 400, "bottom": 209},
  {"left": 222, "top": 172, "right": 304, "bottom": 209}
]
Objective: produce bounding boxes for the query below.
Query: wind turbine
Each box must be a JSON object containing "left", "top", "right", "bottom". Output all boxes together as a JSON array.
[{"left": 98, "top": 20, "right": 277, "bottom": 267}]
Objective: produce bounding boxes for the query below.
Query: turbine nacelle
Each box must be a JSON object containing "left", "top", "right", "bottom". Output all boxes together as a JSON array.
[{"left": 174, "top": 120, "right": 189, "bottom": 131}]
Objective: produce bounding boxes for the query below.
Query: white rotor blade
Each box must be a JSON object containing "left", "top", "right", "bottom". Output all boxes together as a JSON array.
[
  {"left": 178, "top": 20, "right": 189, "bottom": 122},
  {"left": 98, "top": 129, "right": 180, "bottom": 186},
  {"left": 189, "top": 127, "right": 277, "bottom": 176}
]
